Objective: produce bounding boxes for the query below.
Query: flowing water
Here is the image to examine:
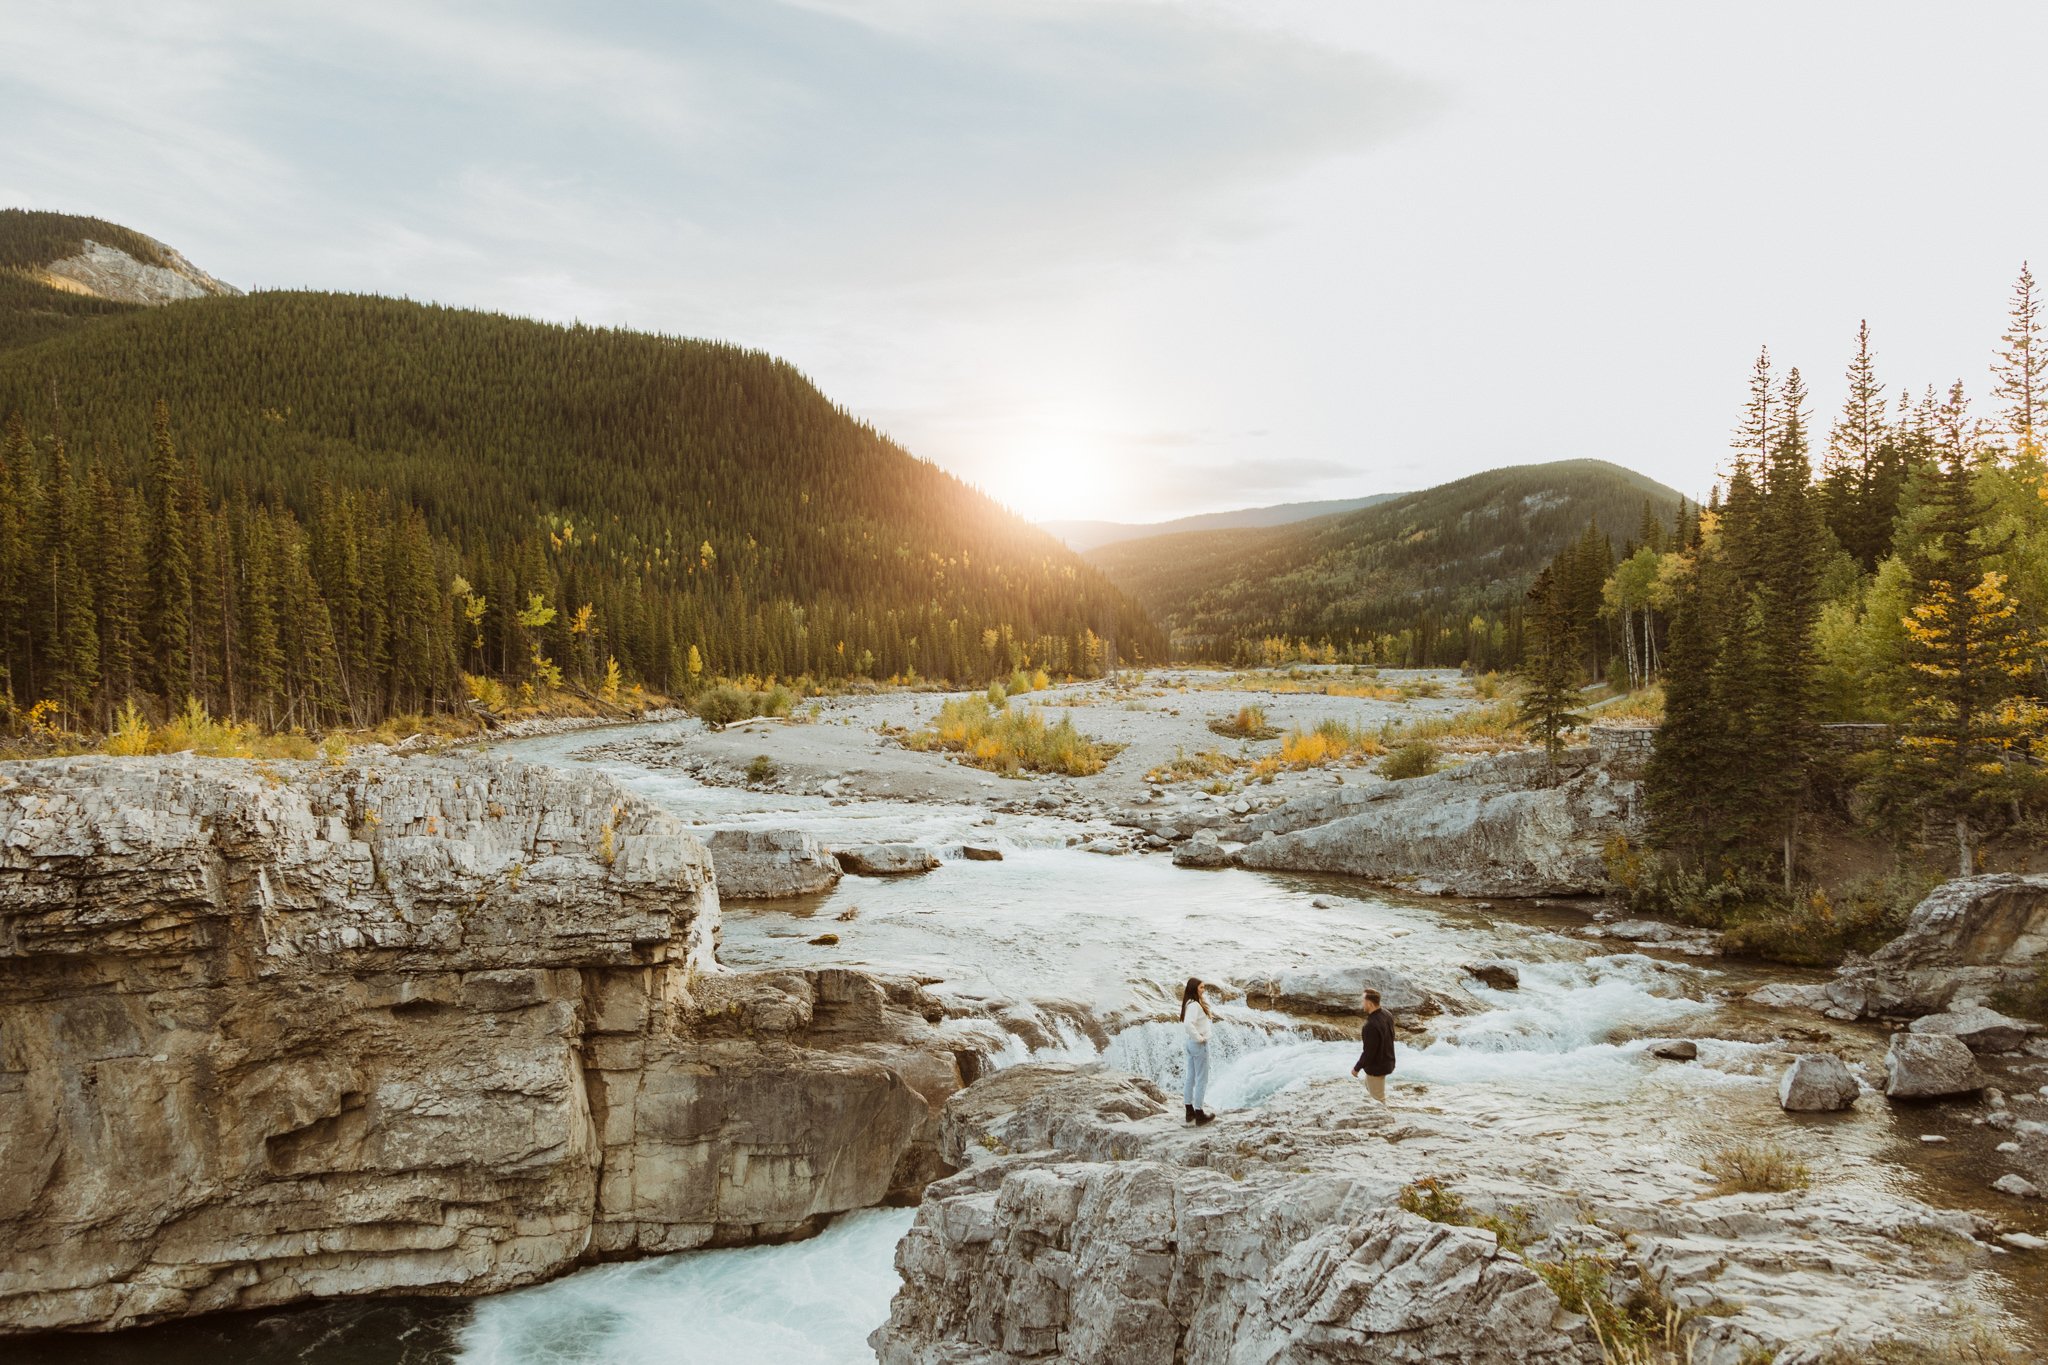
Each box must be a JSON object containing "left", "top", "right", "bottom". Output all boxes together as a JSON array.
[{"left": 21, "top": 722, "right": 2048, "bottom": 1361}]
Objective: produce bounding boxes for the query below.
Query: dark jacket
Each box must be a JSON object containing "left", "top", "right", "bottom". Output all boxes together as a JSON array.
[{"left": 1355, "top": 1009, "right": 1395, "bottom": 1077}]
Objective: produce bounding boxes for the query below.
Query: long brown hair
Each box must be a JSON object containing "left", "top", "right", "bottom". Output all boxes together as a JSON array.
[{"left": 1182, "top": 977, "right": 1210, "bottom": 1017}]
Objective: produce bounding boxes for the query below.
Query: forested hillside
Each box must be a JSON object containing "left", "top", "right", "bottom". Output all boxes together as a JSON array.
[
  {"left": 1089, "top": 459, "right": 1684, "bottom": 668},
  {"left": 0, "top": 215, "right": 1162, "bottom": 733}
]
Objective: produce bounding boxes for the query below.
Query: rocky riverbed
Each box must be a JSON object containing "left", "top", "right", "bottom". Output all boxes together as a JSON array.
[{"left": 7, "top": 674, "right": 2047, "bottom": 1360}]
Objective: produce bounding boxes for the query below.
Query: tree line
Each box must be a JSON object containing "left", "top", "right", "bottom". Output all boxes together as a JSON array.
[
  {"left": 0, "top": 291, "right": 1168, "bottom": 733},
  {"left": 1522, "top": 266, "right": 2048, "bottom": 886}
]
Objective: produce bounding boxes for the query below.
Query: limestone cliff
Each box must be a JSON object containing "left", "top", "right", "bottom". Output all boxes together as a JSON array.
[{"left": 0, "top": 755, "right": 970, "bottom": 1333}]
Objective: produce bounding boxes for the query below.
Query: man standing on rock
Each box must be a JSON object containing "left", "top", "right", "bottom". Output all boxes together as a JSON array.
[{"left": 1351, "top": 988, "right": 1395, "bottom": 1103}]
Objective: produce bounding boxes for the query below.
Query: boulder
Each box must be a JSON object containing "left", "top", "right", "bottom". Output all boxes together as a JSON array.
[
  {"left": 1171, "top": 830, "right": 1233, "bottom": 869},
  {"left": 1883, "top": 1033, "right": 1984, "bottom": 1100},
  {"left": 959, "top": 844, "right": 1004, "bottom": 862},
  {"left": 1463, "top": 959, "right": 1522, "bottom": 990},
  {"left": 837, "top": 843, "right": 941, "bottom": 876},
  {"left": 1235, "top": 746, "right": 1641, "bottom": 898},
  {"left": 1992, "top": 1174, "right": 2041, "bottom": 1199},
  {"left": 0, "top": 756, "right": 975, "bottom": 1334},
  {"left": 1244, "top": 963, "right": 1435, "bottom": 1016},
  {"left": 1779, "top": 1053, "right": 1860, "bottom": 1111},
  {"left": 1907, "top": 1004, "right": 2036, "bottom": 1054},
  {"left": 1651, "top": 1040, "right": 1699, "bottom": 1062},
  {"left": 708, "top": 827, "right": 842, "bottom": 899}
]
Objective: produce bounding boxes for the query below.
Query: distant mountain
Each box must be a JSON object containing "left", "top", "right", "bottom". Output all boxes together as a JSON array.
[
  {"left": 1042, "top": 494, "right": 1401, "bottom": 552},
  {"left": 0, "top": 211, "right": 1162, "bottom": 728},
  {"left": 1087, "top": 459, "right": 1686, "bottom": 665},
  {"left": 0, "top": 209, "right": 237, "bottom": 349}
]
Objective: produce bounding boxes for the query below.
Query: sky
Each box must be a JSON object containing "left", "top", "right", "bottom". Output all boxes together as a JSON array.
[{"left": 4, "top": 0, "right": 2046, "bottom": 523}]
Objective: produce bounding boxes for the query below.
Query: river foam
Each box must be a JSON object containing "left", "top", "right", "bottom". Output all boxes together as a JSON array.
[{"left": 451, "top": 1208, "right": 917, "bottom": 1365}]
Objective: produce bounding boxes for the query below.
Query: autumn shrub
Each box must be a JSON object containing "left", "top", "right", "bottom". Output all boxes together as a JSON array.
[
  {"left": 1380, "top": 741, "right": 1441, "bottom": 780},
  {"left": 1146, "top": 747, "right": 1241, "bottom": 784},
  {"left": 903, "top": 696, "right": 1120, "bottom": 776},
  {"left": 1209, "top": 704, "right": 1280, "bottom": 740},
  {"left": 1277, "top": 718, "right": 1383, "bottom": 768},
  {"left": 746, "top": 754, "right": 777, "bottom": 784},
  {"left": 1702, "top": 1140, "right": 1809, "bottom": 1195},
  {"left": 694, "top": 682, "right": 794, "bottom": 730},
  {"left": 1380, "top": 699, "right": 1522, "bottom": 751}
]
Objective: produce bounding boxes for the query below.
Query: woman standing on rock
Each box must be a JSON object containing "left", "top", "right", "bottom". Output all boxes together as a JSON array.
[{"left": 1182, "top": 977, "right": 1217, "bottom": 1125}]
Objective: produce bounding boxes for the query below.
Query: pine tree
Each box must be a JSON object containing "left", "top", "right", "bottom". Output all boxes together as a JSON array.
[
  {"left": 1753, "top": 367, "right": 1824, "bottom": 894},
  {"left": 1822, "top": 321, "right": 1886, "bottom": 565},
  {"left": 1993, "top": 262, "right": 2048, "bottom": 447},
  {"left": 145, "top": 400, "right": 192, "bottom": 701},
  {"left": 1516, "top": 566, "right": 1586, "bottom": 777}
]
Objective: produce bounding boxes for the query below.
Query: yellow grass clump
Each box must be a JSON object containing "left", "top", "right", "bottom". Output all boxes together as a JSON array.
[
  {"left": 1276, "top": 718, "right": 1384, "bottom": 769},
  {"left": 904, "top": 696, "right": 1121, "bottom": 776}
]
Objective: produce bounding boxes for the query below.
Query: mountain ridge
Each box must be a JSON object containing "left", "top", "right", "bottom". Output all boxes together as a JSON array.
[
  {"left": 1042, "top": 493, "right": 1402, "bottom": 552},
  {"left": 1087, "top": 457, "right": 1685, "bottom": 667}
]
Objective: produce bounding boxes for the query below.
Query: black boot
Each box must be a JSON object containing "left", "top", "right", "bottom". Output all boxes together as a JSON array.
[
  {"left": 1184, "top": 1104, "right": 1195, "bottom": 1124},
  {"left": 1194, "top": 1110, "right": 1216, "bottom": 1126}
]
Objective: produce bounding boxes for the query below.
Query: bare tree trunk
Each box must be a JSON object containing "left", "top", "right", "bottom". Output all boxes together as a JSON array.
[{"left": 1957, "top": 813, "right": 1975, "bottom": 877}]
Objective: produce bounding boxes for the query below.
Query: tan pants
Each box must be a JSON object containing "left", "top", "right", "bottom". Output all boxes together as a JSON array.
[{"left": 1362, "top": 1073, "right": 1387, "bottom": 1103}]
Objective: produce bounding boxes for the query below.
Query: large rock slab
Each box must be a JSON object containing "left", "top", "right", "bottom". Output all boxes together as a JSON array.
[
  {"left": 1235, "top": 747, "right": 1641, "bottom": 897},
  {"left": 1242, "top": 963, "right": 1452, "bottom": 1017},
  {"left": 837, "top": 843, "right": 941, "bottom": 877},
  {"left": 708, "top": 827, "right": 842, "bottom": 899},
  {"left": 1826, "top": 874, "right": 2048, "bottom": 1020},
  {"left": 0, "top": 756, "right": 975, "bottom": 1334},
  {"left": 879, "top": 1065, "right": 2008, "bottom": 1364},
  {"left": 1779, "top": 1054, "right": 1860, "bottom": 1111},
  {"left": 1907, "top": 1005, "right": 2037, "bottom": 1054},
  {"left": 1884, "top": 1033, "right": 1984, "bottom": 1099}
]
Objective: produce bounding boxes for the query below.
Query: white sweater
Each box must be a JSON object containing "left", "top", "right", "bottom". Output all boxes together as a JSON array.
[{"left": 1182, "top": 999, "right": 1212, "bottom": 1044}]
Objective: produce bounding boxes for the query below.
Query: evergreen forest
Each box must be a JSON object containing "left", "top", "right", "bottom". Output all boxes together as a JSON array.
[{"left": 0, "top": 214, "right": 1163, "bottom": 733}]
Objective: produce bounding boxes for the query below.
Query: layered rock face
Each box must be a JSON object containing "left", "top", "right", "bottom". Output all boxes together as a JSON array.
[
  {"left": 706, "top": 827, "right": 842, "bottom": 899},
  {"left": 1826, "top": 874, "right": 2048, "bottom": 1020},
  {"left": 1235, "top": 744, "right": 1643, "bottom": 897},
  {"left": 875, "top": 1065, "right": 2012, "bottom": 1364},
  {"left": 0, "top": 755, "right": 969, "bottom": 1333}
]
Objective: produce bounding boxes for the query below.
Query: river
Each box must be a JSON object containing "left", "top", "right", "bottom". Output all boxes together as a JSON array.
[{"left": 19, "top": 718, "right": 2047, "bottom": 1361}]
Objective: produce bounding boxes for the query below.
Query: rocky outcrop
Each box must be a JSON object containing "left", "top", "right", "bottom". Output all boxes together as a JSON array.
[
  {"left": 707, "top": 827, "right": 842, "bottom": 899},
  {"left": 39, "top": 237, "right": 240, "bottom": 304},
  {"left": 876, "top": 1064, "right": 2011, "bottom": 1364},
  {"left": 1235, "top": 745, "right": 1642, "bottom": 897},
  {"left": 837, "top": 844, "right": 941, "bottom": 877},
  {"left": 1778, "top": 1054, "right": 1859, "bottom": 1111},
  {"left": 0, "top": 756, "right": 976, "bottom": 1333},
  {"left": 1883, "top": 1034, "right": 1983, "bottom": 1099},
  {"left": 1826, "top": 874, "right": 2048, "bottom": 1020}
]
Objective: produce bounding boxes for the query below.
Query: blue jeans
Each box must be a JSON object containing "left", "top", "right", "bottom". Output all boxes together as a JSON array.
[{"left": 1185, "top": 1039, "right": 1210, "bottom": 1112}]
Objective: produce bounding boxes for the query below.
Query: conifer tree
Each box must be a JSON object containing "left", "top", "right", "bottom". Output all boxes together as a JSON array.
[
  {"left": 1516, "top": 566, "right": 1586, "bottom": 777},
  {"left": 1993, "top": 262, "right": 2047, "bottom": 446},
  {"left": 1753, "top": 368, "right": 1823, "bottom": 893},
  {"left": 1822, "top": 321, "right": 1886, "bottom": 564},
  {"left": 145, "top": 400, "right": 192, "bottom": 701}
]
